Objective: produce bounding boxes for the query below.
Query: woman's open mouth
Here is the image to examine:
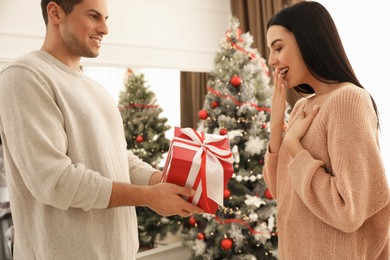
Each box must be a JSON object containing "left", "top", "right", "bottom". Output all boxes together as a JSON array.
[{"left": 280, "top": 67, "right": 289, "bottom": 78}]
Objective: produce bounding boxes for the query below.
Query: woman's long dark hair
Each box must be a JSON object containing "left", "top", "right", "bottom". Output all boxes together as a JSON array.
[{"left": 267, "top": 1, "right": 379, "bottom": 127}]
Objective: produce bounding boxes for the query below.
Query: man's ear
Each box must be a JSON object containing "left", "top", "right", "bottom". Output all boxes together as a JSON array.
[{"left": 46, "top": 2, "right": 64, "bottom": 24}]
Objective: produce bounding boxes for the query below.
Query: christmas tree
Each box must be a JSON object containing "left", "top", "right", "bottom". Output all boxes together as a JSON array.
[
  {"left": 180, "top": 17, "right": 278, "bottom": 259},
  {"left": 119, "top": 69, "right": 171, "bottom": 168},
  {"left": 118, "top": 70, "right": 180, "bottom": 249}
]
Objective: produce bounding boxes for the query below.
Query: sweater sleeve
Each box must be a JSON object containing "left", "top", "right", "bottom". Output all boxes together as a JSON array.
[
  {"left": 263, "top": 98, "right": 306, "bottom": 200},
  {"left": 289, "top": 88, "right": 389, "bottom": 232},
  {"left": 128, "top": 150, "right": 156, "bottom": 185},
  {"left": 0, "top": 66, "right": 112, "bottom": 211},
  {"left": 262, "top": 147, "right": 279, "bottom": 199}
]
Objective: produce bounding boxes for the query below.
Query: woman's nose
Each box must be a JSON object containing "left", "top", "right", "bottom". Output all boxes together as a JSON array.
[{"left": 268, "top": 56, "right": 277, "bottom": 68}]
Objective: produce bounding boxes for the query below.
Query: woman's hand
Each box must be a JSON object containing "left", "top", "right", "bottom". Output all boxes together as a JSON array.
[
  {"left": 269, "top": 68, "right": 287, "bottom": 153},
  {"left": 284, "top": 105, "right": 319, "bottom": 157}
]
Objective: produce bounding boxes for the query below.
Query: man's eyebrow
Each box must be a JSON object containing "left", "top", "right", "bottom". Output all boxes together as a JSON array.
[{"left": 87, "top": 9, "right": 109, "bottom": 20}]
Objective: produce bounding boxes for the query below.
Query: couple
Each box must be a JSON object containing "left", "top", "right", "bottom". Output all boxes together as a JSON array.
[{"left": 0, "top": 0, "right": 388, "bottom": 259}]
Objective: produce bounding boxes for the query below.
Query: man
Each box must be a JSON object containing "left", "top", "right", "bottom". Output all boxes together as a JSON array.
[
  {"left": 0, "top": 138, "right": 6, "bottom": 192},
  {"left": 0, "top": 0, "right": 202, "bottom": 259}
]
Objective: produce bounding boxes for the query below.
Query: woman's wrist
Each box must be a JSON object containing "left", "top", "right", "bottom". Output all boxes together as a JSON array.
[{"left": 284, "top": 138, "right": 304, "bottom": 158}]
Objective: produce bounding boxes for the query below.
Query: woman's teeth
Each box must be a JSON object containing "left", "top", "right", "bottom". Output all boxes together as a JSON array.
[{"left": 280, "top": 67, "right": 289, "bottom": 75}]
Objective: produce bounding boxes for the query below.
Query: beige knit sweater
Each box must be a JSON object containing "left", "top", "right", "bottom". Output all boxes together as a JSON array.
[
  {"left": 263, "top": 85, "right": 389, "bottom": 259},
  {"left": 0, "top": 51, "right": 156, "bottom": 260}
]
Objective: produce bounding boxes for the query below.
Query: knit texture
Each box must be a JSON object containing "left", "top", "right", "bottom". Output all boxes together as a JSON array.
[
  {"left": 0, "top": 50, "right": 156, "bottom": 260},
  {"left": 263, "top": 85, "right": 389, "bottom": 259},
  {"left": 0, "top": 144, "right": 5, "bottom": 187}
]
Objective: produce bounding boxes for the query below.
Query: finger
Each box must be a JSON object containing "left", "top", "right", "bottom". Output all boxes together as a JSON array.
[
  {"left": 276, "top": 71, "right": 283, "bottom": 91},
  {"left": 273, "top": 68, "right": 284, "bottom": 92},
  {"left": 307, "top": 105, "right": 320, "bottom": 120},
  {"left": 296, "top": 110, "right": 305, "bottom": 120},
  {"left": 302, "top": 105, "right": 319, "bottom": 128},
  {"left": 180, "top": 200, "right": 204, "bottom": 214},
  {"left": 174, "top": 186, "right": 196, "bottom": 197},
  {"left": 282, "top": 121, "right": 288, "bottom": 131},
  {"left": 280, "top": 79, "right": 287, "bottom": 99},
  {"left": 273, "top": 68, "right": 279, "bottom": 87},
  {"left": 179, "top": 209, "right": 192, "bottom": 218}
]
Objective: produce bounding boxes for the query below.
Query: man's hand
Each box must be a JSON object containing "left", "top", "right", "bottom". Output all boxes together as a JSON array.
[
  {"left": 145, "top": 183, "right": 204, "bottom": 217},
  {"left": 108, "top": 181, "right": 204, "bottom": 217}
]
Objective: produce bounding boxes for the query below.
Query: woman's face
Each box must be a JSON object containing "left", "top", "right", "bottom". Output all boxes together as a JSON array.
[{"left": 266, "top": 25, "right": 310, "bottom": 88}]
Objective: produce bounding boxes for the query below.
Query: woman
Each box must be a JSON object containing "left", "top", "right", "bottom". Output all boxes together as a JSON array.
[{"left": 263, "top": 1, "right": 389, "bottom": 259}]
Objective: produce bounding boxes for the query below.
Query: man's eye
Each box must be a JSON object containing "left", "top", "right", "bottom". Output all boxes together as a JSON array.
[{"left": 90, "top": 14, "right": 98, "bottom": 20}]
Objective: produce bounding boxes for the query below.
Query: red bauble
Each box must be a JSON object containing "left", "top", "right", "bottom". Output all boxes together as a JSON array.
[
  {"left": 198, "top": 109, "right": 208, "bottom": 120},
  {"left": 264, "top": 188, "right": 273, "bottom": 199},
  {"left": 211, "top": 101, "right": 219, "bottom": 108},
  {"left": 221, "top": 238, "right": 233, "bottom": 250},
  {"left": 189, "top": 216, "right": 197, "bottom": 226},
  {"left": 219, "top": 128, "right": 227, "bottom": 135},
  {"left": 259, "top": 159, "right": 264, "bottom": 165},
  {"left": 223, "top": 189, "right": 231, "bottom": 199},
  {"left": 230, "top": 75, "right": 242, "bottom": 87},
  {"left": 197, "top": 232, "right": 205, "bottom": 240},
  {"left": 262, "top": 123, "right": 268, "bottom": 129},
  {"left": 136, "top": 135, "right": 144, "bottom": 143}
]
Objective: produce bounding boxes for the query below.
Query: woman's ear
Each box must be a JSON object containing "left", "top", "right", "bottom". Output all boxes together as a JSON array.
[{"left": 46, "top": 2, "right": 63, "bottom": 24}]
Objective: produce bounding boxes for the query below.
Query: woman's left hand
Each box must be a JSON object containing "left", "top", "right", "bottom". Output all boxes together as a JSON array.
[{"left": 284, "top": 105, "right": 319, "bottom": 157}]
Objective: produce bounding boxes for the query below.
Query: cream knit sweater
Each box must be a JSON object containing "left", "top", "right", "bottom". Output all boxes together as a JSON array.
[
  {"left": 263, "top": 85, "right": 389, "bottom": 259},
  {"left": 0, "top": 50, "right": 156, "bottom": 260}
]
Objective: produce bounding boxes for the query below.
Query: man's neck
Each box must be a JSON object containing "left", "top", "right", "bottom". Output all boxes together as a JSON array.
[{"left": 41, "top": 42, "right": 81, "bottom": 71}]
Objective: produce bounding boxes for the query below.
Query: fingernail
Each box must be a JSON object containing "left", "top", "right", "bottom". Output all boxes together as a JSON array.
[
  {"left": 190, "top": 189, "right": 196, "bottom": 196},
  {"left": 313, "top": 105, "right": 319, "bottom": 110}
]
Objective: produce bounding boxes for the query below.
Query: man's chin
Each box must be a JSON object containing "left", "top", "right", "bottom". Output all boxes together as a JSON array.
[
  {"left": 86, "top": 53, "right": 99, "bottom": 58},
  {"left": 82, "top": 49, "right": 100, "bottom": 58}
]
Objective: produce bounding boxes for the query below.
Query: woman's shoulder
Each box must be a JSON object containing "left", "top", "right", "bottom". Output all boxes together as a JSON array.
[
  {"left": 335, "top": 83, "right": 369, "bottom": 95},
  {"left": 326, "top": 83, "right": 372, "bottom": 116},
  {"left": 328, "top": 83, "right": 371, "bottom": 105}
]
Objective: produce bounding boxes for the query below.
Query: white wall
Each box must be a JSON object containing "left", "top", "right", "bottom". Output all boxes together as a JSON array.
[
  {"left": 82, "top": 66, "right": 181, "bottom": 144},
  {"left": 317, "top": 0, "right": 390, "bottom": 179},
  {"left": 0, "top": 0, "right": 231, "bottom": 72}
]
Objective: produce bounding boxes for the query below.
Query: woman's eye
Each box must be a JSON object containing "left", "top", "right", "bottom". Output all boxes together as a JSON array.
[{"left": 275, "top": 47, "right": 282, "bottom": 53}]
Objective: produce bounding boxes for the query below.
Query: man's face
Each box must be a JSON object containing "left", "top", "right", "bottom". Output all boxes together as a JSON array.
[{"left": 59, "top": 0, "right": 109, "bottom": 58}]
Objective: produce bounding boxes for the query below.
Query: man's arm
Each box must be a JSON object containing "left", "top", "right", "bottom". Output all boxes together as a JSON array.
[
  {"left": 148, "top": 171, "right": 163, "bottom": 185},
  {"left": 108, "top": 181, "right": 203, "bottom": 217}
]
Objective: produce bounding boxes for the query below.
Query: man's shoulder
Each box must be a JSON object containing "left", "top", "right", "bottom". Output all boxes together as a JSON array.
[
  {"left": 0, "top": 51, "right": 54, "bottom": 93},
  {"left": 1, "top": 51, "right": 44, "bottom": 72}
]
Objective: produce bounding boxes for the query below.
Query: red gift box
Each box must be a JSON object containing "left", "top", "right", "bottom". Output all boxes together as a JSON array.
[{"left": 162, "top": 127, "right": 234, "bottom": 214}]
